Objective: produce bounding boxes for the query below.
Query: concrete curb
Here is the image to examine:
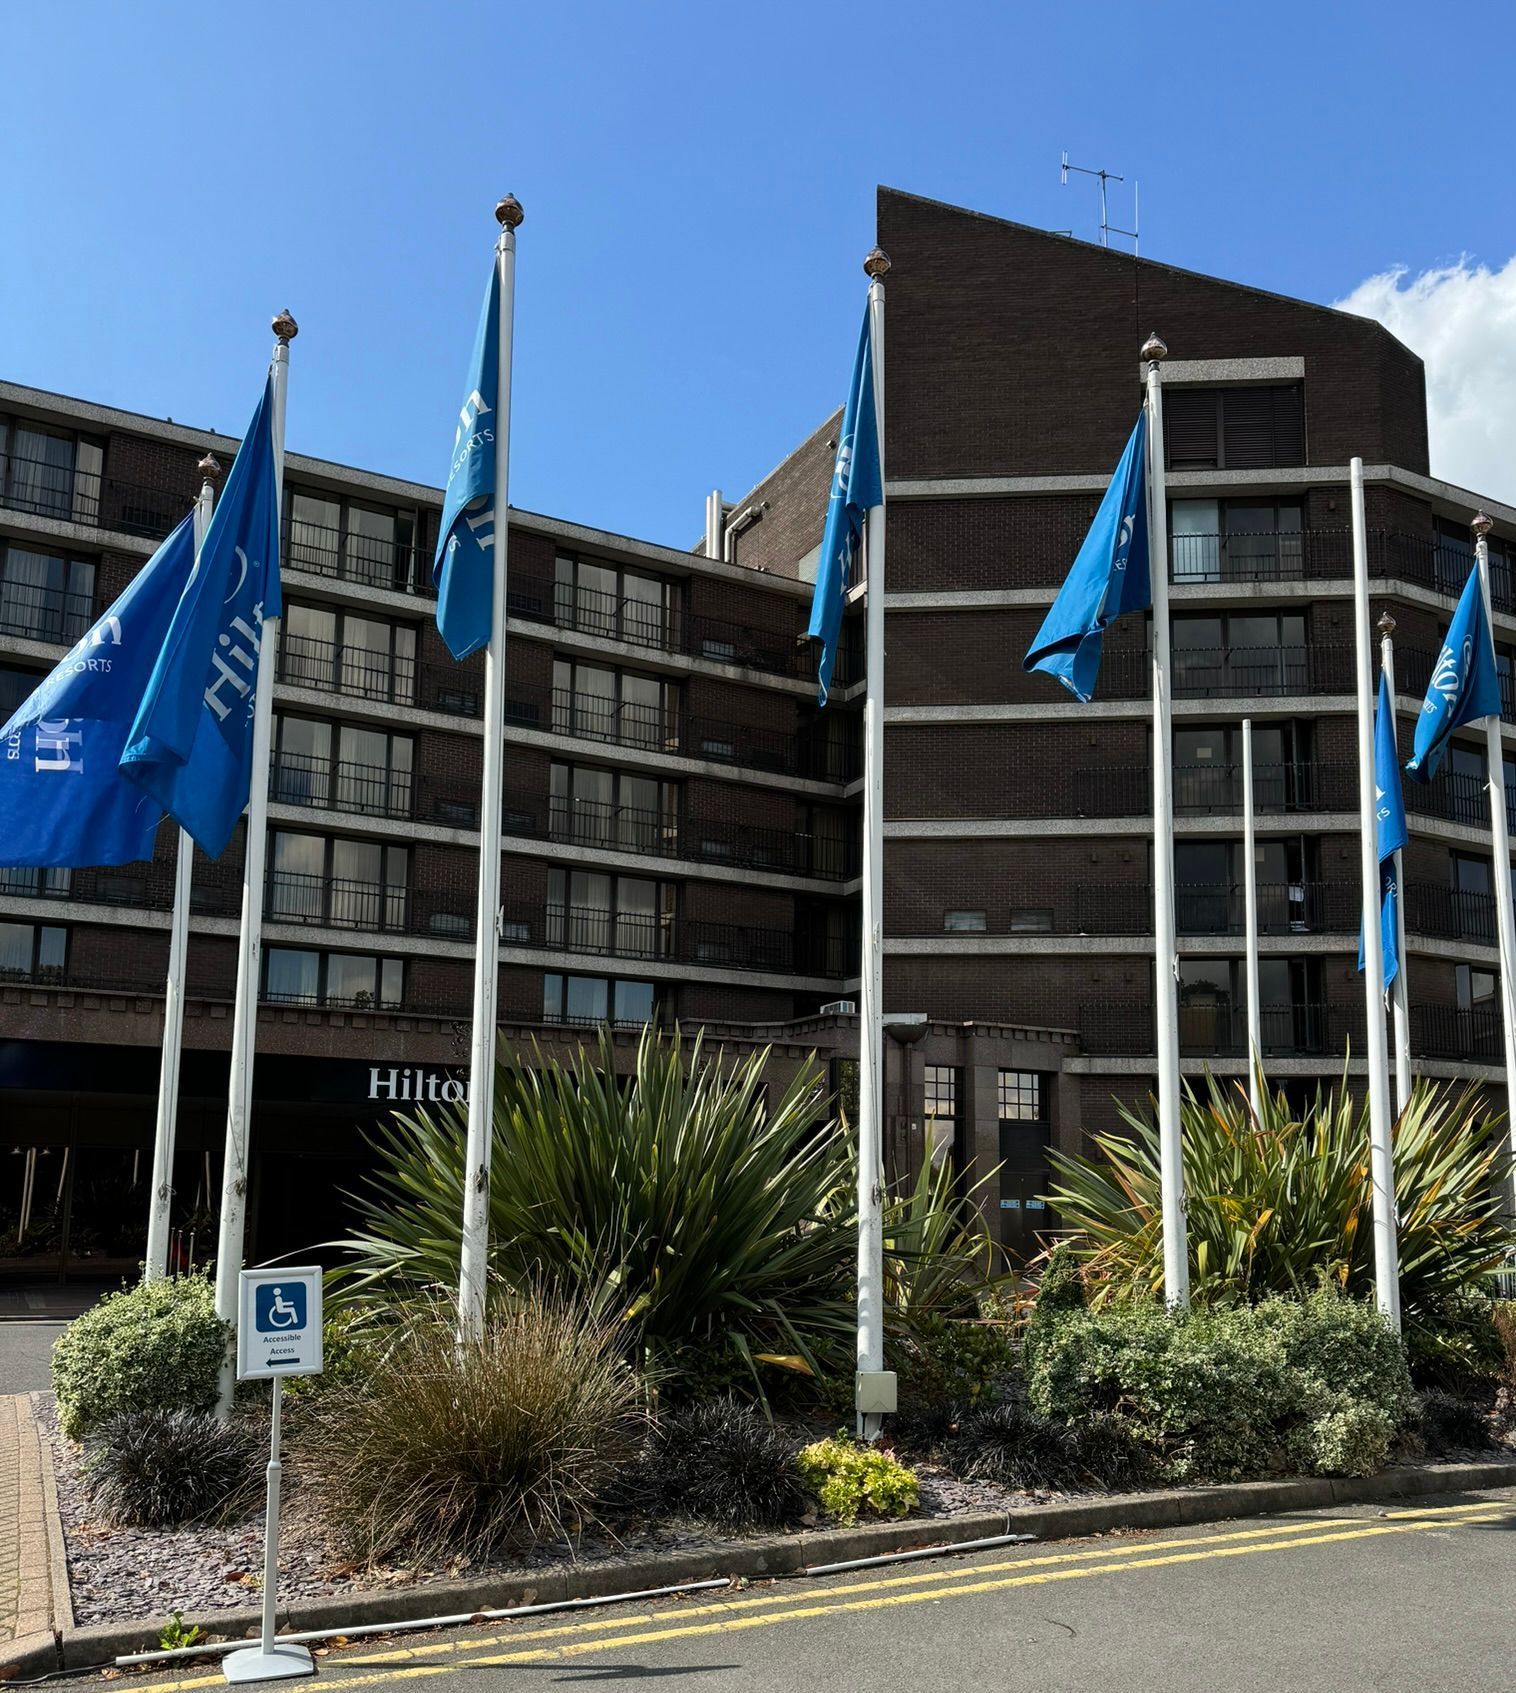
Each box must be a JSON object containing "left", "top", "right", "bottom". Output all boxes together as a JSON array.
[{"left": 9, "top": 1458, "right": 1514, "bottom": 1676}]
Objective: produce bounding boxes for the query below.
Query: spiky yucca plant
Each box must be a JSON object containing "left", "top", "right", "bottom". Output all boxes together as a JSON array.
[
  {"left": 335, "top": 1026, "right": 1005, "bottom": 1393},
  {"left": 1045, "top": 1074, "right": 1513, "bottom": 1347}
]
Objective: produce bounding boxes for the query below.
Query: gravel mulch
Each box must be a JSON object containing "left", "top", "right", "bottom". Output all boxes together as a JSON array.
[{"left": 39, "top": 1398, "right": 1056, "bottom": 1630}]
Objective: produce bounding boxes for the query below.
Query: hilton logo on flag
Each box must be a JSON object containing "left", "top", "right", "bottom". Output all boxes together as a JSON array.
[
  {"left": 1427, "top": 638, "right": 1472, "bottom": 710},
  {"left": 831, "top": 433, "right": 854, "bottom": 500},
  {"left": 203, "top": 577, "right": 265, "bottom": 725}
]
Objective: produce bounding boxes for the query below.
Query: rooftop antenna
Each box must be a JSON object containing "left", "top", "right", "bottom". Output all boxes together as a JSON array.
[{"left": 1060, "top": 151, "right": 1140, "bottom": 254}]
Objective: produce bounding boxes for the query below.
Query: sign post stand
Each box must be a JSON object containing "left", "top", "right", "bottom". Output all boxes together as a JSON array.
[{"left": 225, "top": 1267, "right": 324, "bottom": 1686}]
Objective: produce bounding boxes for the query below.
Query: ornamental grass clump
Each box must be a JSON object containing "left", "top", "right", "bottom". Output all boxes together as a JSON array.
[
  {"left": 1044, "top": 1074, "right": 1513, "bottom": 1359},
  {"left": 297, "top": 1296, "right": 640, "bottom": 1564},
  {"left": 52, "top": 1271, "right": 228, "bottom": 1442},
  {"left": 82, "top": 1408, "right": 260, "bottom": 1528}
]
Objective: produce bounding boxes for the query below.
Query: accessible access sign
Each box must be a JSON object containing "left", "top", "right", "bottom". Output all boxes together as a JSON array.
[{"left": 237, "top": 1266, "right": 324, "bottom": 1380}]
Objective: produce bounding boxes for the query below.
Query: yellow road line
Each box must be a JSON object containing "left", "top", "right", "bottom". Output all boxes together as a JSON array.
[
  {"left": 116, "top": 1502, "right": 1507, "bottom": 1693},
  {"left": 343, "top": 1497, "right": 1506, "bottom": 1667}
]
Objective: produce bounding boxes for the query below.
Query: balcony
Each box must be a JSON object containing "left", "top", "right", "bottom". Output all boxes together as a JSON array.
[
  {"left": 283, "top": 517, "right": 430, "bottom": 598},
  {"left": 1066, "top": 881, "right": 1333, "bottom": 938},
  {"left": 269, "top": 752, "right": 416, "bottom": 821},
  {"left": 1405, "top": 882, "right": 1498, "bottom": 946},
  {"left": 277, "top": 633, "right": 418, "bottom": 707},
  {"left": 1098, "top": 643, "right": 1355, "bottom": 701},
  {"left": 490, "top": 900, "right": 850, "bottom": 977},
  {"left": 508, "top": 572, "right": 857, "bottom": 687},
  {"left": 1413, "top": 1004, "right": 1503, "bottom": 1062},
  {"left": 1067, "top": 760, "right": 1354, "bottom": 821},
  {"left": 264, "top": 869, "right": 408, "bottom": 932},
  {"left": 1082, "top": 999, "right": 1341, "bottom": 1058},
  {"left": 0, "top": 579, "right": 94, "bottom": 646}
]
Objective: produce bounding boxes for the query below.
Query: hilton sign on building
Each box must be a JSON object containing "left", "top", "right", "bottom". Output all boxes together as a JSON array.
[{"left": 2, "top": 185, "right": 1512, "bottom": 1283}]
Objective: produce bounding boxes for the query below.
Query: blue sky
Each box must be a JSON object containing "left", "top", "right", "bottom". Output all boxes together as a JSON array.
[{"left": 5, "top": 0, "right": 1515, "bottom": 541}]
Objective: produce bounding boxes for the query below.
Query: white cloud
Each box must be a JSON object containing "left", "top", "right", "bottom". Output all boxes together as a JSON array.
[{"left": 1335, "top": 255, "right": 1516, "bottom": 506}]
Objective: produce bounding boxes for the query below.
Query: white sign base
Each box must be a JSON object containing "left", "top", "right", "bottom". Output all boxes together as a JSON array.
[{"left": 223, "top": 1645, "right": 315, "bottom": 1685}]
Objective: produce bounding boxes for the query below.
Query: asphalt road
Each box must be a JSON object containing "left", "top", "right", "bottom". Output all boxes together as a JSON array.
[
  {"left": 0, "top": 1320, "right": 65, "bottom": 1394},
  {"left": 94, "top": 1489, "right": 1516, "bottom": 1693}
]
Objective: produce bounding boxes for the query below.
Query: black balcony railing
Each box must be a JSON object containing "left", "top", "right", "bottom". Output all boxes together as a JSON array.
[
  {"left": 269, "top": 752, "right": 415, "bottom": 821},
  {"left": 1404, "top": 769, "right": 1516, "bottom": 832},
  {"left": 0, "top": 452, "right": 102, "bottom": 528},
  {"left": 1066, "top": 881, "right": 1331, "bottom": 938},
  {"left": 1081, "top": 1000, "right": 1339, "bottom": 1058},
  {"left": 1413, "top": 1004, "right": 1503, "bottom": 1062},
  {"left": 1067, "top": 760, "right": 1354, "bottom": 821},
  {"left": 264, "top": 869, "right": 408, "bottom": 932},
  {"left": 508, "top": 572, "right": 858, "bottom": 687},
  {"left": 1405, "top": 882, "right": 1498, "bottom": 945},
  {"left": 100, "top": 477, "right": 198, "bottom": 542},
  {"left": 283, "top": 517, "right": 430, "bottom": 598},
  {"left": 1169, "top": 529, "right": 1349, "bottom": 584},
  {"left": 277, "top": 632, "right": 417, "bottom": 706},
  {"left": 0, "top": 579, "right": 94, "bottom": 646},
  {"left": 1098, "top": 644, "right": 1356, "bottom": 701}
]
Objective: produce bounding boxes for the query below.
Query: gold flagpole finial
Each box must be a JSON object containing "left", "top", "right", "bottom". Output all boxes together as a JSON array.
[
  {"left": 272, "top": 310, "right": 298, "bottom": 344},
  {"left": 863, "top": 247, "right": 891, "bottom": 280},
  {"left": 1140, "top": 332, "right": 1168, "bottom": 362},
  {"left": 495, "top": 194, "right": 524, "bottom": 229}
]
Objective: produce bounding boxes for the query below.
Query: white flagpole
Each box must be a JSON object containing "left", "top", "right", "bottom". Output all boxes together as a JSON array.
[
  {"left": 214, "top": 311, "right": 295, "bottom": 1416},
  {"left": 1142, "top": 334, "right": 1189, "bottom": 1310},
  {"left": 144, "top": 455, "right": 221, "bottom": 1282},
  {"left": 1377, "top": 611, "right": 1413, "bottom": 1117},
  {"left": 457, "top": 195, "right": 522, "bottom": 1343},
  {"left": 1471, "top": 512, "right": 1516, "bottom": 1195},
  {"left": 1351, "top": 458, "right": 1400, "bottom": 1330},
  {"left": 1242, "top": 716, "right": 1262, "bottom": 1119},
  {"left": 856, "top": 246, "right": 890, "bottom": 1437}
]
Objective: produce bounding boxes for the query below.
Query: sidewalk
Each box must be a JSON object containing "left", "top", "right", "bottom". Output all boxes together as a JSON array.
[{"left": 0, "top": 1394, "right": 68, "bottom": 1662}]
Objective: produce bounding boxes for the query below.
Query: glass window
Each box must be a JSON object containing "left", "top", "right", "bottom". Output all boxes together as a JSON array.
[
  {"left": 0, "top": 922, "right": 66, "bottom": 982},
  {"left": 282, "top": 604, "right": 338, "bottom": 689},
  {"left": 288, "top": 491, "right": 341, "bottom": 576},
  {"left": 1170, "top": 500, "right": 1220, "bottom": 582},
  {"left": 555, "top": 555, "right": 674, "bottom": 649},
  {"left": 565, "top": 974, "right": 609, "bottom": 1023},
  {"left": 0, "top": 662, "right": 44, "bottom": 718},
  {"left": 997, "top": 1071, "right": 1044, "bottom": 1122},
  {"left": 272, "top": 716, "right": 333, "bottom": 808},
  {"left": 265, "top": 947, "right": 320, "bottom": 1004},
  {"left": 1008, "top": 908, "right": 1052, "bottom": 933},
  {"left": 613, "top": 979, "right": 655, "bottom": 1025},
  {"left": 0, "top": 545, "right": 95, "bottom": 645},
  {"left": 269, "top": 830, "right": 326, "bottom": 923},
  {"left": 943, "top": 910, "right": 986, "bottom": 932},
  {"left": 553, "top": 658, "right": 677, "bottom": 749}
]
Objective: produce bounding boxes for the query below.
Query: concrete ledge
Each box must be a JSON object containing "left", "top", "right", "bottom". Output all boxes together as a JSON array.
[{"left": 14, "top": 1461, "right": 1512, "bottom": 1675}]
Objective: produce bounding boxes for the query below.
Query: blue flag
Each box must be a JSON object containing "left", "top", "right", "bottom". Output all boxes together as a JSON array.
[
  {"left": 1405, "top": 564, "right": 1501, "bottom": 781},
  {"left": 433, "top": 259, "right": 501, "bottom": 661},
  {"left": 0, "top": 516, "right": 196, "bottom": 867},
  {"left": 806, "top": 304, "right": 882, "bottom": 706},
  {"left": 1024, "top": 411, "right": 1151, "bottom": 703},
  {"left": 120, "top": 378, "right": 282, "bottom": 859},
  {"left": 1358, "top": 671, "right": 1409, "bottom": 989}
]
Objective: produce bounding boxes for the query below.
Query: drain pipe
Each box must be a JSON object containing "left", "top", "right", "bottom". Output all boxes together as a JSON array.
[
  {"left": 704, "top": 489, "right": 724, "bottom": 561},
  {"left": 723, "top": 503, "right": 763, "bottom": 564}
]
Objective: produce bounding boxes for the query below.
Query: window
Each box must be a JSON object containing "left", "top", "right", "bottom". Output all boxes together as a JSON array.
[
  {"left": 263, "top": 946, "right": 404, "bottom": 1009},
  {"left": 554, "top": 555, "right": 675, "bottom": 650},
  {"left": 0, "top": 420, "right": 102, "bottom": 525},
  {"left": 552, "top": 659, "right": 679, "bottom": 751},
  {"left": 1009, "top": 907, "right": 1053, "bottom": 933},
  {"left": 0, "top": 662, "right": 43, "bottom": 719},
  {"left": 922, "top": 1065, "right": 959, "bottom": 1168},
  {"left": 1164, "top": 386, "right": 1305, "bottom": 471},
  {"left": 0, "top": 543, "right": 95, "bottom": 644},
  {"left": 0, "top": 865, "right": 71, "bottom": 899},
  {"left": 542, "top": 972, "right": 657, "bottom": 1027},
  {"left": 1178, "top": 958, "right": 1324, "bottom": 1054},
  {"left": 285, "top": 489, "right": 421, "bottom": 593},
  {"left": 0, "top": 922, "right": 66, "bottom": 984},
  {"left": 1173, "top": 837, "right": 1312, "bottom": 936},
  {"left": 267, "top": 831, "right": 408, "bottom": 930},
  {"left": 997, "top": 1071, "right": 1045, "bottom": 1122},
  {"left": 282, "top": 604, "right": 417, "bottom": 705},
  {"left": 550, "top": 762, "right": 678, "bottom": 855},
  {"left": 1170, "top": 499, "right": 1304, "bottom": 583},
  {"left": 943, "top": 910, "right": 986, "bottom": 933},
  {"left": 800, "top": 803, "right": 854, "bottom": 878},
  {"left": 1174, "top": 721, "right": 1314, "bottom": 815},
  {"left": 546, "top": 868, "right": 671, "bottom": 959},
  {"left": 1171, "top": 611, "right": 1307, "bottom": 696},
  {"left": 270, "top": 716, "right": 414, "bottom": 820}
]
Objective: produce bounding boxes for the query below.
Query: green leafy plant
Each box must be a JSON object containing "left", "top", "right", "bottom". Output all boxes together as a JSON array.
[
  {"left": 634, "top": 1397, "right": 806, "bottom": 1532},
  {"left": 295, "top": 1294, "right": 640, "bottom": 1563},
  {"left": 158, "top": 1614, "right": 202, "bottom": 1653},
  {"left": 335, "top": 1026, "right": 1008, "bottom": 1399},
  {"left": 52, "top": 1272, "right": 229, "bottom": 1442},
  {"left": 796, "top": 1437, "right": 919, "bottom": 1524},
  {"left": 1025, "top": 1289, "right": 1411, "bottom": 1483},
  {"left": 82, "top": 1408, "right": 260, "bottom": 1528},
  {"left": 1044, "top": 1075, "right": 1513, "bottom": 1355}
]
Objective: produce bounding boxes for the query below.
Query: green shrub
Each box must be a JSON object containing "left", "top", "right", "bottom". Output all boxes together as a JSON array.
[
  {"left": 1404, "top": 1292, "right": 1505, "bottom": 1400},
  {"left": 295, "top": 1295, "right": 641, "bottom": 1563},
  {"left": 1034, "top": 1240, "right": 1087, "bottom": 1317},
  {"left": 1025, "top": 1292, "right": 1412, "bottom": 1484},
  {"left": 635, "top": 1398, "right": 805, "bottom": 1532},
  {"left": 888, "top": 1314, "right": 1015, "bottom": 1421},
  {"left": 1044, "top": 1077, "right": 1513, "bottom": 1358},
  {"left": 52, "top": 1273, "right": 228, "bottom": 1442},
  {"left": 797, "top": 1438, "right": 919, "bottom": 1524},
  {"left": 82, "top": 1408, "right": 259, "bottom": 1527}
]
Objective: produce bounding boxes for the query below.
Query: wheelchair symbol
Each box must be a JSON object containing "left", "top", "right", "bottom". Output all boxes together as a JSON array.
[{"left": 254, "top": 1282, "right": 307, "bottom": 1334}]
